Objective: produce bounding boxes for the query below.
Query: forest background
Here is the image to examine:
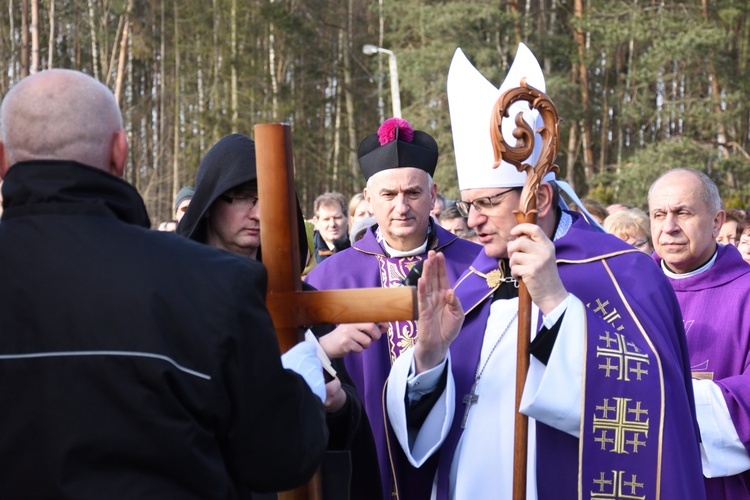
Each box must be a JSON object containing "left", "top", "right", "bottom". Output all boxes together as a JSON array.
[{"left": 2, "top": 0, "right": 750, "bottom": 225}]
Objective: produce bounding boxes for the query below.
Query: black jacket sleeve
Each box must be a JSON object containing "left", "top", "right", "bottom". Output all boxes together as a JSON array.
[{"left": 220, "top": 261, "right": 328, "bottom": 493}]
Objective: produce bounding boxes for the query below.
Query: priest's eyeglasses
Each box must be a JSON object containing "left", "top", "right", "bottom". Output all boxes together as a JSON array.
[
  {"left": 455, "top": 187, "right": 518, "bottom": 217},
  {"left": 218, "top": 193, "right": 259, "bottom": 210}
]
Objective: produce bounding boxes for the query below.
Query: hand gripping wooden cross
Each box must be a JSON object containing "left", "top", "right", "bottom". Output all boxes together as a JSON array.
[
  {"left": 489, "top": 79, "right": 560, "bottom": 500},
  {"left": 254, "top": 123, "right": 417, "bottom": 500}
]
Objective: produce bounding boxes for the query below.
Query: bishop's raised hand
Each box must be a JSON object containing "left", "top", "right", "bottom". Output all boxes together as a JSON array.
[{"left": 414, "top": 251, "right": 465, "bottom": 374}]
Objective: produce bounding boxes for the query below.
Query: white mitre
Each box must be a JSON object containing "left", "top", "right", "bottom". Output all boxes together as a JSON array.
[{"left": 449, "top": 43, "right": 554, "bottom": 190}]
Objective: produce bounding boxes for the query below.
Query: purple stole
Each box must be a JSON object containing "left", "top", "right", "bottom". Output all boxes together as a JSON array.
[
  {"left": 435, "top": 213, "right": 705, "bottom": 500},
  {"left": 372, "top": 232, "right": 424, "bottom": 361}
]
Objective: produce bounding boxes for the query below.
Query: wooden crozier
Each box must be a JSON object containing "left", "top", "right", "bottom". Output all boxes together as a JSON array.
[
  {"left": 254, "top": 123, "right": 417, "bottom": 500},
  {"left": 489, "top": 79, "right": 560, "bottom": 500}
]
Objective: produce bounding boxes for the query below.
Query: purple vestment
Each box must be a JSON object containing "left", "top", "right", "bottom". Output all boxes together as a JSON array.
[
  {"left": 655, "top": 244, "right": 750, "bottom": 498},
  {"left": 306, "top": 223, "right": 481, "bottom": 499},
  {"left": 435, "top": 212, "right": 705, "bottom": 499}
]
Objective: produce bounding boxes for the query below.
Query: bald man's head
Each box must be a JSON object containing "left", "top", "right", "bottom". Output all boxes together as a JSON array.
[{"left": 0, "top": 69, "right": 127, "bottom": 177}]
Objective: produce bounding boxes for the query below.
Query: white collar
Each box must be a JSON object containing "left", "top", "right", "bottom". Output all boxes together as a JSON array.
[
  {"left": 662, "top": 249, "right": 718, "bottom": 279},
  {"left": 382, "top": 237, "right": 429, "bottom": 258}
]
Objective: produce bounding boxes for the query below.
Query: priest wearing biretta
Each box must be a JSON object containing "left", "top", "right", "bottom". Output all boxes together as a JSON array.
[{"left": 306, "top": 117, "right": 481, "bottom": 499}]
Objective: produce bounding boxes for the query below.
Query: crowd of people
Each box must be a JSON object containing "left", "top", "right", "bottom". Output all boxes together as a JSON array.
[
  {"left": 0, "top": 43, "right": 748, "bottom": 500},
  {"left": 160, "top": 185, "right": 481, "bottom": 274},
  {"left": 166, "top": 182, "right": 750, "bottom": 282}
]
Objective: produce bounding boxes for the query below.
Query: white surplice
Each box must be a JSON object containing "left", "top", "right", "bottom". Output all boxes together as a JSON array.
[{"left": 387, "top": 294, "right": 587, "bottom": 499}]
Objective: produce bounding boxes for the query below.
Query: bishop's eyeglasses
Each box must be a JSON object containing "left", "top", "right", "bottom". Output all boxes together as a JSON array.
[
  {"left": 218, "top": 193, "right": 259, "bottom": 210},
  {"left": 455, "top": 187, "right": 518, "bottom": 217}
]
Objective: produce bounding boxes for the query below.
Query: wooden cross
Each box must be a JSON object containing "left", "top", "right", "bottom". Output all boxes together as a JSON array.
[{"left": 254, "top": 123, "right": 418, "bottom": 500}]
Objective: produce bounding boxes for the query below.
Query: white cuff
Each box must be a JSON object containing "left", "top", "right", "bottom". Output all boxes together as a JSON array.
[
  {"left": 387, "top": 348, "right": 454, "bottom": 466},
  {"left": 520, "top": 295, "right": 584, "bottom": 437},
  {"left": 542, "top": 294, "right": 571, "bottom": 329},
  {"left": 281, "top": 341, "right": 325, "bottom": 403},
  {"left": 406, "top": 356, "right": 448, "bottom": 403},
  {"left": 694, "top": 378, "right": 750, "bottom": 477}
]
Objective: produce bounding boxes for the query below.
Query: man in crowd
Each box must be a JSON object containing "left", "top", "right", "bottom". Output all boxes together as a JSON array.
[
  {"left": 649, "top": 168, "right": 750, "bottom": 498},
  {"left": 385, "top": 44, "right": 705, "bottom": 499},
  {"left": 570, "top": 197, "right": 608, "bottom": 224},
  {"left": 174, "top": 185, "right": 194, "bottom": 222},
  {"left": 0, "top": 69, "right": 327, "bottom": 497},
  {"left": 178, "top": 133, "right": 382, "bottom": 499},
  {"left": 312, "top": 191, "right": 351, "bottom": 263},
  {"left": 438, "top": 205, "right": 469, "bottom": 237},
  {"left": 306, "top": 117, "right": 481, "bottom": 498},
  {"left": 431, "top": 192, "right": 447, "bottom": 219}
]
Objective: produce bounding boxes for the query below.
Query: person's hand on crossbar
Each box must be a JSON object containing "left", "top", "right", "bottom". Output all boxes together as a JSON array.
[{"left": 319, "top": 322, "right": 387, "bottom": 359}]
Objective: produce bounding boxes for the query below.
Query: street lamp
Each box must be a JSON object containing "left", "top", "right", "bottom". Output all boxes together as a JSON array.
[{"left": 363, "top": 44, "right": 401, "bottom": 118}]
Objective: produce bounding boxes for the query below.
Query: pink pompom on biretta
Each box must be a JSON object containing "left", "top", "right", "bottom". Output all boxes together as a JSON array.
[{"left": 377, "top": 117, "right": 415, "bottom": 145}]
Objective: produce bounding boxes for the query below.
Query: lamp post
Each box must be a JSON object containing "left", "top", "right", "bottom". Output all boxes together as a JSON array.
[{"left": 363, "top": 44, "right": 401, "bottom": 118}]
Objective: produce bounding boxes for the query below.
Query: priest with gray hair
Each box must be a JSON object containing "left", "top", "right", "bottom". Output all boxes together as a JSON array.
[
  {"left": 649, "top": 168, "right": 750, "bottom": 499},
  {"left": 306, "top": 116, "right": 481, "bottom": 499}
]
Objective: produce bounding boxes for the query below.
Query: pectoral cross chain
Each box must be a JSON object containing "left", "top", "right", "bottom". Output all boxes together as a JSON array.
[
  {"left": 461, "top": 380, "right": 480, "bottom": 429},
  {"left": 460, "top": 311, "right": 517, "bottom": 430}
]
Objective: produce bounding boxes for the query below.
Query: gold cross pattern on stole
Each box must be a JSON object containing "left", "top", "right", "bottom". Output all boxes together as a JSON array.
[
  {"left": 590, "top": 470, "right": 647, "bottom": 499},
  {"left": 592, "top": 397, "right": 650, "bottom": 454}
]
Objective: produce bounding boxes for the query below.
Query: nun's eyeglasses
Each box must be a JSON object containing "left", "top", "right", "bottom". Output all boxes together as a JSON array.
[
  {"left": 218, "top": 193, "right": 258, "bottom": 210},
  {"left": 455, "top": 188, "right": 518, "bottom": 217}
]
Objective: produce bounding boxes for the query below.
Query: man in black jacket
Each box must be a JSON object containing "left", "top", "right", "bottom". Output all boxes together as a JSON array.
[
  {"left": 0, "top": 69, "right": 327, "bottom": 498},
  {"left": 312, "top": 192, "right": 351, "bottom": 263}
]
